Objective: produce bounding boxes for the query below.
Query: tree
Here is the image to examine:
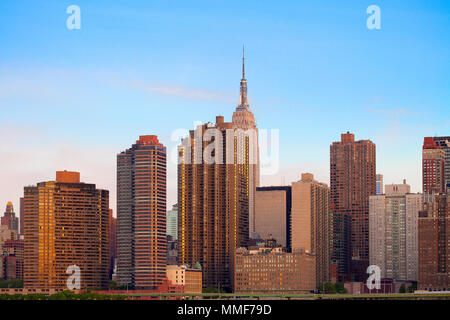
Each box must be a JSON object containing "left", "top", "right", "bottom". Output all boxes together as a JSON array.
[
  {"left": 319, "top": 282, "right": 347, "bottom": 294},
  {"left": 335, "top": 282, "right": 347, "bottom": 294},
  {"left": 407, "top": 282, "right": 417, "bottom": 293}
]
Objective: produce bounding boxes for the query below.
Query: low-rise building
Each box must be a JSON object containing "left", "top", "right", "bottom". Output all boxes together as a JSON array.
[
  {"left": 166, "top": 265, "right": 202, "bottom": 294},
  {"left": 233, "top": 246, "right": 316, "bottom": 294}
]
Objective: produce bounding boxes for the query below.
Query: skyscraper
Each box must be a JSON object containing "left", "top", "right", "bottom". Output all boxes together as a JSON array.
[
  {"left": 178, "top": 115, "right": 250, "bottom": 290},
  {"left": 232, "top": 47, "right": 259, "bottom": 239},
  {"left": 19, "top": 197, "right": 24, "bottom": 237},
  {"left": 418, "top": 193, "right": 450, "bottom": 291},
  {"left": 23, "top": 171, "right": 109, "bottom": 289},
  {"left": 117, "top": 135, "right": 167, "bottom": 289},
  {"left": 109, "top": 209, "right": 117, "bottom": 280},
  {"left": 166, "top": 204, "right": 178, "bottom": 240},
  {"left": 423, "top": 137, "right": 445, "bottom": 194},
  {"left": 291, "top": 173, "right": 330, "bottom": 286},
  {"left": 177, "top": 52, "right": 256, "bottom": 290},
  {"left": 255, "top": 186, "right": 292, "bottom": 249},
  {"left": 1, "top": 202, "right": 19, "bottom": 234},
  {"left": 376, "top": 174, "right": 383, "bottom": 195},
  {"left": 431, "top": 136, "right": 450, "bottom": 191},
  {"left": 330, "top": 132, "right": 376, "bottom": 281},
  {"left": 369, "top": 180, "right": 421, "bottom": 281}
]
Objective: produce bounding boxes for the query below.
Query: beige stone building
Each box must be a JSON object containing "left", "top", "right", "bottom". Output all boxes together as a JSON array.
[
  {"left": 166, "top": 265, "right": 202, "bottom": 294},
  {"left": 255, "top": 186, "right": 291, "bottom": 248},
  {"left": 369, "top": 180, "right": 421, "bottom": 281},
  {"left": 291, "top": 173, "right": 330, "bottom": 286},
  {"left": 233, "top": 246, "right": 315, "bottom": 294}
]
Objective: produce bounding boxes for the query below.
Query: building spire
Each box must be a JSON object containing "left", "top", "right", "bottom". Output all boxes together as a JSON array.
[
  {"left": 238, "top": 45, "right": 249, "bottom": 110},
  {"left": 242, "top": 45, "right": 246, "bottom": 80}
]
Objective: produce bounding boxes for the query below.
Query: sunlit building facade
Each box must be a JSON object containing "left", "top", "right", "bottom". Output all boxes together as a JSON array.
[
  {"left": 330, "top": 132, "right": 376, "bottom": 281},
  {"left": 291, "top": 173, "right": 330, "bottom": 286},
  {"left": 23, "top": 171, "right": 109, "bottom": 289},
  {"left": 117, "top": 135, "right": 167, "bottom": 289},
  {"left": 1, "top": 202, "right": 19, "bottom": 234},
  {"left": 369, "top": 180, "right": 421, "bottom": 281},
  {"left": 234, "top": 246, "right": 316, "bottom": 294},
  {"left": 178, "top": 53, "right": 257, "bottom": 291}
]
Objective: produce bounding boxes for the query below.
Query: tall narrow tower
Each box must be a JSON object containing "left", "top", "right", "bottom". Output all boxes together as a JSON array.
[
  {"left": 178, "top": 50, "right": 256, "bottom": 290},
  {"left": 117, "top": 135, "right": 167, "bottom": 289},
  {"left": 232, "top": 47, "right": 260, "bottom": 238},
  {"left": 423, "top": 137, "right": 445, "bottom": 194},
  {"left": 1, "top": 202, "right": 19, "bottom": 234},
  {"left": 330, "top": 132, "right": 376, "bottom": 282}
]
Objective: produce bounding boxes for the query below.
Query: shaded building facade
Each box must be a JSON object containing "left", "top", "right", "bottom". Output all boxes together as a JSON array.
[
  {"left": 166, "top": 204, "right": 178, "bottom": 240},
  {"left": 418, "top": 193, "right": 450, "bottom": 291},
  {"left": 1, "top": 239, "right": 24, "bottom": 280},
  {"left": 255, "top": 186, "right": 291, "bottom": 249},
  {"left": 330, "top": 132, "right": 376, "bottom": 281},
  {"left": 109, "top": 209, "right": 117, "bottom": 280},
  {"left": 23, "top": 171, "right": 109, "bottom": 289},
  {"left": 117, "top": 135, "right": 167, "bottom": 289}
]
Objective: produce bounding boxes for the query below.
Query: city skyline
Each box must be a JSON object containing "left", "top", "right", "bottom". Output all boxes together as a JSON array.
[{"left": 1, "top": 0, "right": 449, "bottom": 215}]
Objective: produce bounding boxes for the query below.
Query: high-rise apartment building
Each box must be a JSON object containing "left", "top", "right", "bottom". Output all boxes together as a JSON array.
[
  {"left": 432, "top": 137, "right": 450, "bottom": 191},
  {"left": 167, "top": 204, "right": 178, "bottom": 240},
  {"left": 109, "top": 209, "right": 117, "bottom": 280},
  {"left": 423, "top": 137, "right": 445, "bottom": 194},
  {"left": 117, "top": 135, "right": 167, "bottom": 289},
  {"left": 418, "top": 193, "right": 450, "bottom": 291},
  {"left": 376, "top": 174, "right": 383, "bottom": 195},
  {"left": 2, "top": 239, "right": 24, "bottom": 280},
  {"left": 291, "top": 173, "right": 330, "bottom": 286},
  {"left": 178, "top": 115, "right": 250, "bottom": 290},
  {"left": 178, "top": 53, "right": 257, "bottom": 290},
  {"left": 1, "top": 202, "right": 19, "bottom": 234},
  {"left": 330, "top": 132, "right": 376, "bottom": 281},
  {"left": 255, "top": 186, "right": 291, "bottom": 249},
  {"left": 23, "top": 171, "right": 109, "bottom": 289},
  {"left": 369, "top": 180, "right": 421, "bottom": 281},
  {"left": 0, "top": 225, "right": 18, "bottom": 250},
  {"left": 19, "top": 197, "right": 24, "bottom": 237}
]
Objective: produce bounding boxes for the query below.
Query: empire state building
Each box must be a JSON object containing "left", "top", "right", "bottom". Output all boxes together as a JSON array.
[
  {"left": 232, "top": 47, "right": 260, "bottom": 238},
  {"left": 177, "top": 49, "right": 259, "bottom": 290}
]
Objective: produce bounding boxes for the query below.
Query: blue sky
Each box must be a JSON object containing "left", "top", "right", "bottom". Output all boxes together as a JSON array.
[{"left": 0, "top": 0, "right": 449, "bottom": 212}]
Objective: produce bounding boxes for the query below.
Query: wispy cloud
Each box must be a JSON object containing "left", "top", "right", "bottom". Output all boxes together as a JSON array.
[
  {"left": 114, "top": 78, "right": 235, "bottom": 103},
  {"left": 0, "top": 66, "right": 236, "bottom": 104},
  {"left": 365, "top": 106, "right": 415, "bottom": 117}
]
